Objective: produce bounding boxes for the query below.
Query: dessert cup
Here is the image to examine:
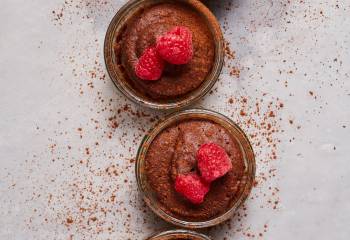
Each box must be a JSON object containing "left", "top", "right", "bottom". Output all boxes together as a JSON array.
[
  {"left": 104, "top": 0, "right": 224, "bottom": 110},
  {"left": 136, "top": 109, "right": 256, "bottom": 228}
]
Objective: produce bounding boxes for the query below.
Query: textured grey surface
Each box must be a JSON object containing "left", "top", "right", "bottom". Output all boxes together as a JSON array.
[{"left": 1, "top": 0, "right": 349, "bottom": 239}]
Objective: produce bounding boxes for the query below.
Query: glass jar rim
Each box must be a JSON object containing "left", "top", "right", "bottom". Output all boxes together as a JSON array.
[
  {"left": 147, "top": 229, "right": 211, "bottom": 240},
  {"left": 104, "top": 0, "right": 224, "bottom": 110},
  {"left": 136, "top": 108, "right": 256, "bottom": 228}
]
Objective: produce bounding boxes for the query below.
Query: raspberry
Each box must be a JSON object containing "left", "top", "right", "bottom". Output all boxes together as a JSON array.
[
  {"left": 197, "top": 143, "right": 233, "bottom": 182},
  {"left": 156, "top": 26, "right": 193, "bottom": 65},
  {"left": 175, "top": 173, "right": 210, "bottom": 204},
  {"left": 135, "top": 46, "right": 164, "bottom": 80}
]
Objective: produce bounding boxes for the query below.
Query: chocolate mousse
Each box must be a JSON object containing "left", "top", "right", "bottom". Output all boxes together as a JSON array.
[
  {"left": 114, "top": 2, "right": 215, "bottom": 99},
  {"left": 145, "top": 119, "right": 246, "bottom": 221}
]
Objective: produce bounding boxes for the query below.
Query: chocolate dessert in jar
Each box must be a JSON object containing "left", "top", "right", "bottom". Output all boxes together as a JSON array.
[
  {"left": 104, "top": 0, "right": 224, "bottom": 110},
  {"left": 147, "top": 229, "right": 211, "bottom": 240},
  {"left": 136, "top": 109, "right": 256, "bottom": 228}
]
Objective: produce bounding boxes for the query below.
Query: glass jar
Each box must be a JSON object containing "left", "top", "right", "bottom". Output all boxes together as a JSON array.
[
  {"left": 104, "top": 0, "right": 224, "bottom": 110},
  {"left": 147, "top": 229, "right": 211, "bottom": 240},
  {"left": 136, "top": 109, "right": 256, "bottom": 228}
]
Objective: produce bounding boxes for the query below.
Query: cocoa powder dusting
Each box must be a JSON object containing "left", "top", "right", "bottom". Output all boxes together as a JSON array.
[
  {"left": 22, "top": 1, "right": 165, "bottom": 239},
  {"left": 202, "top": 1, "right": 294, "bottom": 238},
  {"left": 4, "top": 0, "right": 322, "bottom": 239}
]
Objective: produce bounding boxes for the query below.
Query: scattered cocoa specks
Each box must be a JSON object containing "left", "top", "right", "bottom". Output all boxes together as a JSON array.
[
  {"left": 229, "top": 67, "right": 241, "bottom": 78},
  {"left": 224, "top": 41, "right": 236, "bottom": 60},
  {"left": 223, "top": 40, "right": 241, "bottom": 81},
  {"left": 51, "top": 0, "right": 113, "bottom": 26},
  {"left": 12, "top": 0, "right": 330, "bottom": 239},
  {"left": 66, "top": 217, "right": 73, "bottom": 224},
  {"left": 21, "top": 1, "right": 164, "bottom": 238},
  {"left": 207, "top": 93, "right": 285, "bottom": 239},
  {"left": 209, "top": 7, "right": 288, "bottom": 238}
]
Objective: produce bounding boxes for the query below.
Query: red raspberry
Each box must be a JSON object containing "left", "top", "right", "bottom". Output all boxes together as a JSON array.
[
  {"left": 156, "top": 26, "right": 193, "bottom": 65},
  {"left": 175, "top": 173, "right": 210, "bottom": 204},
  {"left": 135, "top": 46, "right": 164, "bottom": 80},
  {"left": 197, "top": 143, "right": 233, "bottom": 183}
]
